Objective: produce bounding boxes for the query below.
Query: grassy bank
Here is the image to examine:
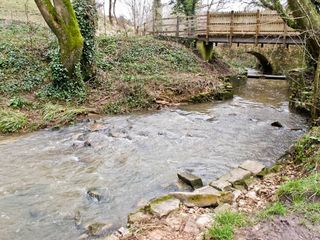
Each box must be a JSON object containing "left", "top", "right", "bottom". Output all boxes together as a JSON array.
[
  {"left": 207, "top": 127, "right": 320, "bottom": 240},
  {"left": 0, "top": 22, "right": 230, "bottom": 134}
]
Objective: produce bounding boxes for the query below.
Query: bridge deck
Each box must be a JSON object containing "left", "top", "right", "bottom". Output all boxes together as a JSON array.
[{"left": 142, "top": 10, "right": 303, "bottom": 45}]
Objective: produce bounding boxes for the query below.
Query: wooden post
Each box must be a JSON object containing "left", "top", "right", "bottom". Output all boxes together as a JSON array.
[
  {"left": 206, "top": 11, "right": 210, "bottom": 43},
  {"left": 229, "top": 11, "right": 235, "bottom": 46},
  {"left": 143, "top": 23, "right": 146, "bottom": 36},
  {"left": 255, "top": 10, "right": 261, "bottom": 46},
  {"left": 176, "top": 16, "right": 180, "bottom": 37},
  {"left": 283, "top": 22, "right": 287, "bottom": 46}
]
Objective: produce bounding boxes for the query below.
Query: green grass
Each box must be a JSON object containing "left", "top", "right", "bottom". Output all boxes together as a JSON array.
[
  {"left": 208, "top": 211, "right": 248, "bottom": 240},
  {"left": 259, "top": 202, "right": 287, "bottom": 219},
  {"left": 292, "top": 127, "right": 320, "bottom": 171},
  {"left": 0, "top": 109, "right": 27, "bottom": 133},
  {"left": 42, "top": 103, "right": 87, "bottom": 123},
  {"left": 277, "top": 174, "right": 320, "bottom": 202}
]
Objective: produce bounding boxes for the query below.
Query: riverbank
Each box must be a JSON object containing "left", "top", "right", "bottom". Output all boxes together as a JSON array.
[
  {"left": 0, "top": 22, "right": 232, "bottom": 135},
  {"left": 101, "top": 126, "right": 319, "bottom": 240}
]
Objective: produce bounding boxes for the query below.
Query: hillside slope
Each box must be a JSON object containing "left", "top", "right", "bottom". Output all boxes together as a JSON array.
[{"left": 0, "top": 22, "right": 231, "bottom": 134}]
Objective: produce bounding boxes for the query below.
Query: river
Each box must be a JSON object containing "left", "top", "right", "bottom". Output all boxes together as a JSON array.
[{"left": 0, "top": 78, "right": 308, "bottom": 240}]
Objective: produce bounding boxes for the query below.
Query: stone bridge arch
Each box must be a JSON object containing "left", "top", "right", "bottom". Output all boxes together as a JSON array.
[{"left": 246, "top": 51, "right": 273, "bottom": 74}]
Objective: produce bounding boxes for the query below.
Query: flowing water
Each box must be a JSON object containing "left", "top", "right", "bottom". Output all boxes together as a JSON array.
[{"left": 0, "top": 78, "right": 308, "bottom": 240}]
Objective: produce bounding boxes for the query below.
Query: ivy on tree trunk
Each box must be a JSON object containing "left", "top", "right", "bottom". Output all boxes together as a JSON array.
[{"left": 74, "top": 0, "right": 98, "bottom": 82}]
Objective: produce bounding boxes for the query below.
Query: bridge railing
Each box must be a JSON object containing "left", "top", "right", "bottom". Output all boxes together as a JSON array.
[{"left": 141, "top": 10, "right": 300, "bottom": 45}]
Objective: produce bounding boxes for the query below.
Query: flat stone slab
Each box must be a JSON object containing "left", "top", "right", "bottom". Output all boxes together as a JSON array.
[
  {"left": 150, "top": 196, "right": 180, "bottom": 218},
  {"left": 177, "top": 171, "right": 203, "bottom": 189},
  {"left": 169, "top": 191, "right": 233, "bottom": 208},
  {"left": 209, "top": 179, "right": 232, "bottom": 191},
  {"left": 219, "top": 168, "right": 251, "bottom": 185},
  {"left": 239, "top": 160, "right": 266, "bottom": 175},
  {"left": 194, "top": 186, "right": 221, "bottom": 194}
]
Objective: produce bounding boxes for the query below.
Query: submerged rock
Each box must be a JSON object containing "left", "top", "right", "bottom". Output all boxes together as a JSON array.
[
  {"left": 85, "top": 222, "right": 112, "bottom": 236},
  {"left": 177, "top": 171, "right": 203, "bottom": 189},
  {"left": 271, "top": 121, "right": 283, "bottom": 128},
  {"left": 86, "top": 188, "right": 105, "bottom": 202}
]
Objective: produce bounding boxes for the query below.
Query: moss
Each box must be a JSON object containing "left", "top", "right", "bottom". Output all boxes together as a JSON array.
[
  {"left": 196, "top": 41, "right": 214, "bottom": 61},
  {"left": 150, "top": 195, "right": 174, "bottom": 205}
]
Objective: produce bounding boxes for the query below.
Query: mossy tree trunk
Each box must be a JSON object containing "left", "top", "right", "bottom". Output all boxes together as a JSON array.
[
  {"left": 312, "top": 54, "right": 320, "bottom": 118},
  {"left": 153, "top": 0, "right": 162, "bottom": 33},
  {"left": 34, "top": 0, "right": 83, "bottom": 78}
]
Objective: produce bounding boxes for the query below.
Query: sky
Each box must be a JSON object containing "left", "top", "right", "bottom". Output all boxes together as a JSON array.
[{"left": 97, "top": 0, "right": 248, "bottom": 20}]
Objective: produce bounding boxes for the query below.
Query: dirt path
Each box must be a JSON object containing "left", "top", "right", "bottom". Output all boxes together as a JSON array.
[{"left": 236, "top": 215, "right": 320, "bottom": 240}]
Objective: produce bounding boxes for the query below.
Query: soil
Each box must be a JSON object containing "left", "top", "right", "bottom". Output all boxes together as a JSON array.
[{"left": 235, "top": 215, "right": 320, "bottom": 240}]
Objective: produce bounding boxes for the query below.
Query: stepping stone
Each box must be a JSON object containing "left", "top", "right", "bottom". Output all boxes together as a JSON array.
[
  {"left": 169, "top": 191, "right": 233, "bottom": 208},
  {"left": 209, "top": 179, "right": 232, "bottom": 191},
  {"left": 219, "top": 168, "right": 251, "bottom": 185},
  {"left": 239, "top": 160, "right": 265, "bottom": 175},
  {"left": 177, "top": 171, "right": 203, "bottom": 189},
  {"left": 194, "top": 186, "right": 221, "bottom": 194},
  {"left": 150, "top": 196, "right": 180, "bottom": 218}
]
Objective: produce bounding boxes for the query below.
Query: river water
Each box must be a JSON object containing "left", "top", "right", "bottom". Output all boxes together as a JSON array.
[{"left": 0, "top": 78, "right": 308, "bottom": 240}]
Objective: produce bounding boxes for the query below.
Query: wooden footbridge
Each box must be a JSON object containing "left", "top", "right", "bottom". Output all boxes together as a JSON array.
[{"left": 142, "top": 10, "right": 303, "bottom": 46}]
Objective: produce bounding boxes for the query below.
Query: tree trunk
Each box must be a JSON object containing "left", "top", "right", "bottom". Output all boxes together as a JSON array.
[
  {"left": 312, "top": 54, "right": 320, "bottom": 118},
  {"left": 34, "top": 0, "right": 83, "bottom": 77},
  {"left": 74, "top": 0, "right": 97, "bottom": 82},
  {"left": 153, "top": 0, "right": 162, "bottom": 32},
  {"left": 109, "top": 0, "right": 113, "bottom": 25},
  {"left": 288, "top": 0, "right": 320, "bottom": 66},
  {"left": 113, "top": 0, "right": 118, "bottom": 24}
]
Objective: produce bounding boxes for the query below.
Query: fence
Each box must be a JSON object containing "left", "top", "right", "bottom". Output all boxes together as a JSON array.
[{"left": 141, "top": 10, "right": 300, "bottom": 45}]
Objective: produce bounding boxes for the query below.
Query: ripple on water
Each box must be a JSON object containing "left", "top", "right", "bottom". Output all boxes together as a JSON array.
[{"left": 0, "top": 78, "right": 308, "bottom": 240}]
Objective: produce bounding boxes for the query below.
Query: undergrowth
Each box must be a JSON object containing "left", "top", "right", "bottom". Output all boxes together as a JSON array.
[
  {"left": 208, "top": 211, "right": 248, "bottom": 240},
  {"left": 0, "top": 109, "right": 27, "bottom": 133},
  {"left": 0, "top": 22, "right": 224, "bottom": 133}
]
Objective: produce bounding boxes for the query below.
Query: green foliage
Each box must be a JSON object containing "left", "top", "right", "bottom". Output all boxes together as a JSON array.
[
  {"left": 0, "top": 109, "right": 27, "bottom": 133},
  {"left": 9, "top": 96, "right": 31, "bottom": 109},
  {"left": 259, "top": 202, "right": 287, "bottom": 219},
  {"left": 293, "top": 127, "right": 320, "bottom": 171},
  {"left": 96, "top": 36, "right": 200, "bottom": 76},
  {"left": 74, "top": 0, "right": 97, "bottom": 81},
  {"left": 277, "top": 174, "right": 320, "bottom": 202},
  {"left": 0, "top": 41, "right": 48, "bottom": 94},
  {"left": 42, "top": 103, "right": 87, "bottom": 123},
  {"left": 208, "top": 211, "right": 247, "bottom": 240},
  {"left": 170, "top": 0, "right": 199, "bottom": 16},
  {"left": 38, "top": 49, "right": 86, "bottom": 102},
  {"left": 103, "top": 84, "right": 153, "bottom": 114}
]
